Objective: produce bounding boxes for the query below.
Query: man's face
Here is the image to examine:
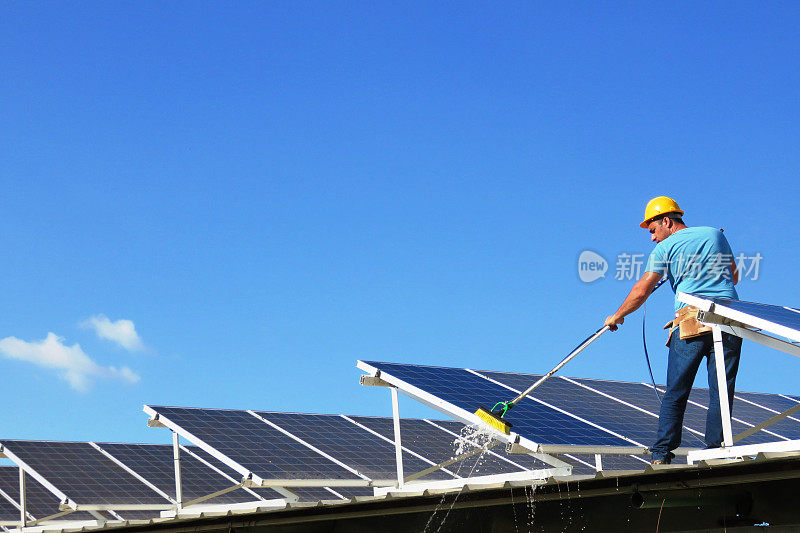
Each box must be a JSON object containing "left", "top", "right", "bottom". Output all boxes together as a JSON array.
[{"left": 647, "top": 217, "right": 671, "bottom": 243}]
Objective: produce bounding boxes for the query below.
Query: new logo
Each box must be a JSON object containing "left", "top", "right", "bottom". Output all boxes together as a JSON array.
[{"left": 578, "top": 250, "right": 608, "bottom": 283}]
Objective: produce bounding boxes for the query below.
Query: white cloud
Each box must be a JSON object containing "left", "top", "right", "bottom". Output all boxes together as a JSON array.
[
  {"left": 81, "top": 314, "right": 145, "bottom": 352},
  {"left": 0, "top": 333, "right": 140, "bottom": 392}
]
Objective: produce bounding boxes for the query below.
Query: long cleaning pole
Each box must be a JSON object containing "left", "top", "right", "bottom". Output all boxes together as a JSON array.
[{"left": 505, "top": 325, "right": 610, "bottom": 409}]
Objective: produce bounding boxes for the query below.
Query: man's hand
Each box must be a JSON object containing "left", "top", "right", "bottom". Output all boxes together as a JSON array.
[
  {"left": 604, "top": 272, "right": 662, "bottom": 332},
  {"left": 604, "top": 314, "right": 625, "bottom": 331}
]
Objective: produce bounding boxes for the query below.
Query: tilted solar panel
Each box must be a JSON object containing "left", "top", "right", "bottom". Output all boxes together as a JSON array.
[
  {"left": 147, "top": 406, "right": 362, "bottom": 482},
  {"left": 678, "top": 294, "right": 800, "bottom": 344},
  {"left": 0, "top": 441, "right": 169, "bottom": 506},
  {"left": 710, "top": 298, "right": 800, "bottom": 334},
  {"left": 360, "top": 361, "right": 800, "bottom": 457},
  {"left": 360, "top": 361, "right": 630, "bottom": 446}
]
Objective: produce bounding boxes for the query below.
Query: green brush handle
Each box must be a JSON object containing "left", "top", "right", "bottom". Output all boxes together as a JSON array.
[{"left": 491, "top": 401, "right": 512, "bottom": 417}]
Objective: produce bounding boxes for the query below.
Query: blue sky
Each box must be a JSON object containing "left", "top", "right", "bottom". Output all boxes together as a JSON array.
[{"left": 1, "top": 2, "right": 798, "bottom": 446}]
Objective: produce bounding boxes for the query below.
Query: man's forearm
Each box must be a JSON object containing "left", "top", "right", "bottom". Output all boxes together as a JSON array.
[{"left": 613, "top": 285, "right": 650, "bottom": 320}]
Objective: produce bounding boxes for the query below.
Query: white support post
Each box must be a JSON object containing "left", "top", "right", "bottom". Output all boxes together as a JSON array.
[
  {"left": 390, "top": 387, "right": 404, "bottom": 488},
  {"left": 712, "top": 325, "right": 734, "bottom": 447},
  {"left": 594, "top": 454, "right": 603, "bottom": 472},
  {"left": 18, "top": 468, "right": 26, "bottom": 528},
  {"left": 172, "top": 431, "right": 183, "bottom": 508}
]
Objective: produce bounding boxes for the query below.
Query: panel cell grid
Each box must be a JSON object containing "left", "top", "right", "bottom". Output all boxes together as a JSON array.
[
  {"left": 0, "top": 466, "right": 96, "bottom": 521},
  {"left": 735, "top": 392, "right": 800, "bottom": 416},
  {"left": 480, "top": 370, "right": 659, "bottom": 446},
  {"left": 363, "top": 362, "right": 629, "bottom": 446},
  {"left": 680, "top": 389, "right": 800, "bottom": 441},
  {"left": 571, "top": 378, "right": 713, "bottom": 448},
  {"left": 180, "top": 446, "right": 284, "bottom": 502},
  {"left": 97, "top": 443, "right": 278, "bottom": 504},
  {"left": 0, "top": 441, "right": 169, "bottom": 506},
  {"left": 149, "top": 407, "right": 359, "bottom": 480},
  {"left": 0, "top": 470, "right": 22, "bottom": 522}
]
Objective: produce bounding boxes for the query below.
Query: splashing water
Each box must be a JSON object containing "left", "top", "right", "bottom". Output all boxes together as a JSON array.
[
  {"left": 422, "top": 424, "right": 496, "bottom": 532},
  {"left": 526, "top": 483, "right": 538, "bottom": 531}
]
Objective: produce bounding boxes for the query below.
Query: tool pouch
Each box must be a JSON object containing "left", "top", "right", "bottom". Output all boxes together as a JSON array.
[{"left": 664, "top": 306, "right": 712, "bottom": 347}]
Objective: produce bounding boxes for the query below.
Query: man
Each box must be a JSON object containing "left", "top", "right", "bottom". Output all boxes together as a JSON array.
[{"left": 604, "top": 196, "right": 741, "bottom": 464}]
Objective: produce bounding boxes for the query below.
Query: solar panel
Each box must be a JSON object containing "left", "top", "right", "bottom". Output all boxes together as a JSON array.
[
  {"left": 95, "top": 443, "right": 282, "bottom": 505},
  {"left": 712, "top": 298, "right": 800, "bottom": 334},
  {"left": 360, "top": 360, "right": 800, "bottom": 458},
  {"left": 678, "top": 294, "right": 800, "bottom": 344},
  {"left": 360, "top": 361, "right": 631, "bottom": 446},
  {"left": 253, "top": 412, "right": 452, "bottom": 481},
  {"left": 0, "top": 441, "right": 170, "bottom": 506},
  {"left": 0, "top": 466, "right": 96, "bottom": 522},
  {"left": 146, "top": 406, "right": 365, "bottom": 482}
]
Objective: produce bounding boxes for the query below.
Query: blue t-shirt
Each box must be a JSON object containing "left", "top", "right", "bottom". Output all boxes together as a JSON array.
[{"left": 645, "top": 226, "right": 739, "bottom": 311}]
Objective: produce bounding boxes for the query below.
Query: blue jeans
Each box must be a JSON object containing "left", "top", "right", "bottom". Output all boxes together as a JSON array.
[{"left": 650, "top": 331, "right": 742, "bottom": 463}]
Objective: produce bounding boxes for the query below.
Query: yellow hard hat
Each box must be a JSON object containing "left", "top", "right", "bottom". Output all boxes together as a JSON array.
[{"left": 640, "top": 196, "right": 684, "bottom": 228}]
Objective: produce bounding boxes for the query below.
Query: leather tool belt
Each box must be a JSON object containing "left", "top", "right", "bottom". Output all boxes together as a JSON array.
[{"left": 664, "top": 305, "right": 712, "bottom": 346}]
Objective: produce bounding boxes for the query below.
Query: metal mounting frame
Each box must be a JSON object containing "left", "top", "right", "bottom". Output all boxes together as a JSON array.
[{"left": 677, "top": 293, "right": 800, "bottom": 463}]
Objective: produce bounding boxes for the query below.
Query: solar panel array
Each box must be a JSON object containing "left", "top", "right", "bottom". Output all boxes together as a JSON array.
[{"left": 0, "top": 408, "right": 548, "bottom": 522}]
